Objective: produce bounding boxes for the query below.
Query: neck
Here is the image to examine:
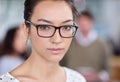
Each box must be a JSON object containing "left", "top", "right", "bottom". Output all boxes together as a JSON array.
[{"left": 22, "top": 52, "right": 61, "bottom": 78}]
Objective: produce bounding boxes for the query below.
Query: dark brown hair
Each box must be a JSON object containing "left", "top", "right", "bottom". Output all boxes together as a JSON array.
[
  {"left": 24, "top": 0, "right": 78, "bottom": 27},
  {"left": 1, "top": 27, "right": 19, "bottom": 55},
  {"left": 78, "top": 10, "right": 94, "bottom": 20}
]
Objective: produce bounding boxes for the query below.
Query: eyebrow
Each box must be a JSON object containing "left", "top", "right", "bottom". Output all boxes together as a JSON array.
[
  {"left": 37, "top": 19, "right": 74, "bottom": 24},
  {"left": 37, "top": 19, "right": 53, "bottom": 24},
  {"left": 62, "top": 19, "right": 73, "bottom": 24}
]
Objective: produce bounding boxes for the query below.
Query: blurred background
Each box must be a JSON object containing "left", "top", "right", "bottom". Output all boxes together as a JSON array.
[{"left": 0, "top": 0, "right": 120, "bottom": 82}]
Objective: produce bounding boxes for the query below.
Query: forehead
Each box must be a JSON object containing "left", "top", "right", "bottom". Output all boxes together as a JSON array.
[{"left": 31, "top": 1, "right": 73, "bottom": 23}]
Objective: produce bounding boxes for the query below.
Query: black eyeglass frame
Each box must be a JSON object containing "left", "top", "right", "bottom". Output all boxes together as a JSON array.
[{"left": 25, "top": 20, "right": 78, "bottom": 38}]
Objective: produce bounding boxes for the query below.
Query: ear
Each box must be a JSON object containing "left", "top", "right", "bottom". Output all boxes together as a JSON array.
[{"left": 22, "top": 22, "right": 30, "bottom": 40}]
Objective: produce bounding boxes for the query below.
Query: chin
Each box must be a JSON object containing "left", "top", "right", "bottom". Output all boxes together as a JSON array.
[{"left": 47, "top": 54, "right": 64, "bottom": 63}]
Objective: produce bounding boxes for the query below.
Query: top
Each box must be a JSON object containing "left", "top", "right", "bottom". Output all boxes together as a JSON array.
[{"left": 0, "top": 67, "right": 86, "bottom": 82}]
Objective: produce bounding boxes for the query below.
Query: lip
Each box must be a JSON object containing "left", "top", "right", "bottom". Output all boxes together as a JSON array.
[{"left": 47, "top": 48, "right": 64, "bottom": 54}]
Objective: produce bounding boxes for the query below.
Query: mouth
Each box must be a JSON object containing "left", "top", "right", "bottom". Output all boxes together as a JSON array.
[{"left": 47, "top": 48, "right": 64, "bottom": 54}]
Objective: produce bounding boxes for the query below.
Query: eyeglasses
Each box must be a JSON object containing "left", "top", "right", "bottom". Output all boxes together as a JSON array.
[{"left": 25, "top": 20, "right": 78, "bottom": 38}]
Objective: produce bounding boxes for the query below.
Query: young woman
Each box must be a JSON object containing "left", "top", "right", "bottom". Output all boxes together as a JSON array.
[{"left": 0, "top": 0, "right": 86, "bottom": 82}]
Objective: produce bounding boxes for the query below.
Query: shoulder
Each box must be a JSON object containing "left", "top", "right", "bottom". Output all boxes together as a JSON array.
[
  {"left": 96, "top": 37, "right": 111, "bottom": 49},
  {"left": 64, "top": 67, "right": 86, "bottom": 82},
  {"left": 0, "top": 73, "right": 19, "bottom": 82}
]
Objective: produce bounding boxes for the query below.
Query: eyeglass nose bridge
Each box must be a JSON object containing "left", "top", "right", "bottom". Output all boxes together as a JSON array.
[{"left": 50, "top": 26, "right": 63, "bottom": 38}]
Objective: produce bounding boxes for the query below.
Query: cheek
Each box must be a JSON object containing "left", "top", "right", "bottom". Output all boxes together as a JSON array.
[
  {"left": 30, "top": 30, "right": 49, "bottom": 52},
  {"left": 64, "top": 38, "right": 72, "bottom": 50}
]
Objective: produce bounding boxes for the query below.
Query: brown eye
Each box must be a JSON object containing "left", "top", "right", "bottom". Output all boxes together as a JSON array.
[
  {"left": 37, "top": 25, "right": 52, "bottom": 30},
  {"left": 61, "top": 26, "right": 73, "bottom": 31}
]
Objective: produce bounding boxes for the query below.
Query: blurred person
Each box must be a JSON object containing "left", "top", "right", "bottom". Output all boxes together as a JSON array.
[
  {"left": 0, "top": 0, "right": 86, "bottom": 82},
  {"left": 0, "top": 26, "right": 27, "bottom": 75},
  {"left": 62, "top": 10, "right": 112, "bottom": 82}
]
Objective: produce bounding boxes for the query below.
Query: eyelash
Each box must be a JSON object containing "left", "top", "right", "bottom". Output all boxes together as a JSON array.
[
  {"left": 37, "top": 25, "right": 51, "bottom": 30},
  {"left": 36, "top": 25, "right": 74, "bottom": 31}
]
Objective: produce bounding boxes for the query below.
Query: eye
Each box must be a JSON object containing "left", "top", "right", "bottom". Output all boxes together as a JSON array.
[
  {"left": 37, "top": 25, "right": 52, "bottom": 30},
  {"left": 61, "top": 26, "right": 73, "bottom": 31}
]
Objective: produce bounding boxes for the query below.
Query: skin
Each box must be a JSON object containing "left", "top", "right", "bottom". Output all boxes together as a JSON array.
[
  {"left": 10, "top": 1, "right": 73, "bottom": 82},
  {"left": 78, "top": 15, "right": 94, "bottom": 37}
]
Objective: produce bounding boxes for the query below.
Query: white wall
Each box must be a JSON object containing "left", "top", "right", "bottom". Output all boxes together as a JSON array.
[{"left": 0, "top": 0, "right": 24, "bottom": 42}]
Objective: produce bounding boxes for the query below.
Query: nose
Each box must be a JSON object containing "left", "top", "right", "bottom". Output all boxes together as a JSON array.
[{"left": 50, "top": 30, "right": 63, "bottom": 44}]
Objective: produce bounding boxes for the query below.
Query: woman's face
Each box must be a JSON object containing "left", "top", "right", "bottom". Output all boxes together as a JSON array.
[{"left": 27, "top": 1, "right": 73, "bottom": 62}]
